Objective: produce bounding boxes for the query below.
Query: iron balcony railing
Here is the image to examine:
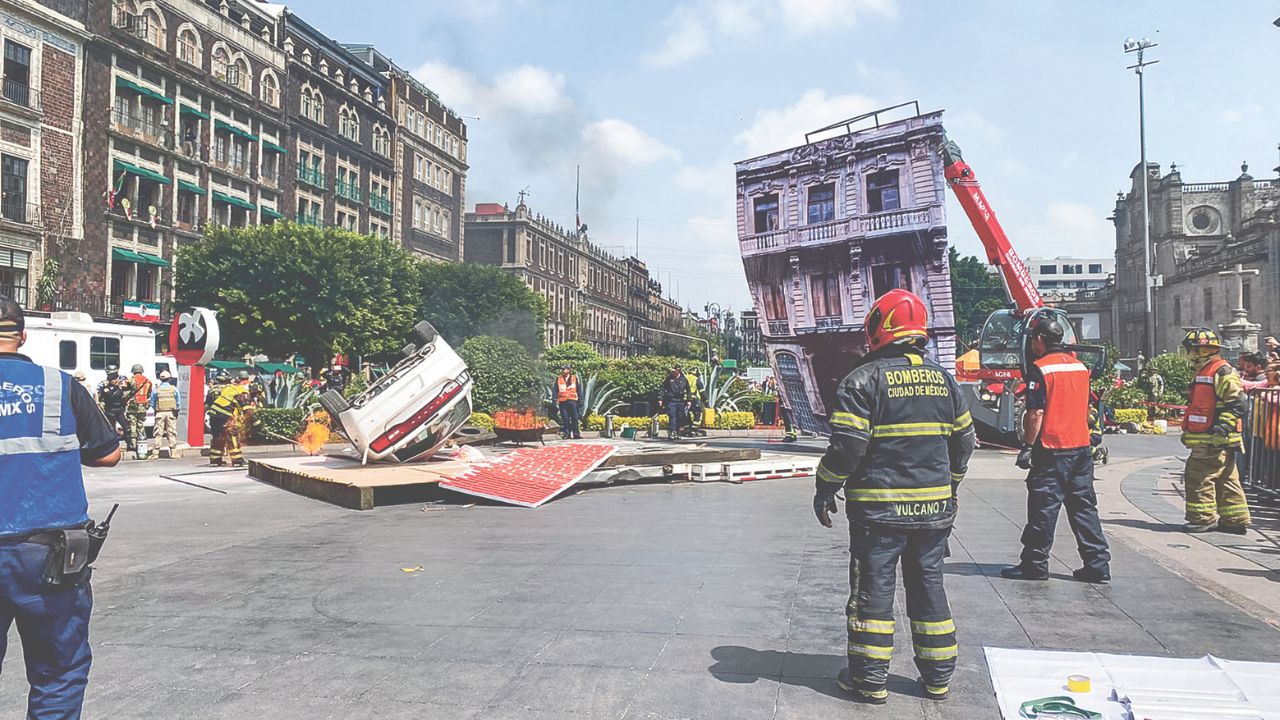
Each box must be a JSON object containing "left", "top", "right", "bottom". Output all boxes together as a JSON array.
[
  {"left": 260, "top": 165, "right": 279, "bottom": 184},
  {"left": 0, "top": 196, "right": 40, "bottom": 226},
  {"left": 212, "top": 144, "right": 247, "bottom": 175},
  {"left": 111, "top": 108, "right": 166, "bottom": 144},
  {"left": 369, "top": 194, "right": 393, "bottom": 214},
  {"left": 1, "top": 79, "right": 38, "bottom": 110},
  {"left": 297, "top": 165, "right": 327, "bottom": 189},
  {"left": 0, "top": 284, "right": 27, "bottom": 306},
  {"left": 295, "top": 212, "right": 322, "bottom": 227},
  {"left": 335, "top": 178, "right": 362, "bottom": 203}
]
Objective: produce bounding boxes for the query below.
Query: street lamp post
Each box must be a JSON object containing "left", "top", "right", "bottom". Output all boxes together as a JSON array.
[{"left": 1124, "top": 37, "right": 1159, "bottom": 358}]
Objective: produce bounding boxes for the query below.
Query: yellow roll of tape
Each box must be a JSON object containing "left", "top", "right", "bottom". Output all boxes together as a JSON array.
[{"left": 1067, "top": 674, "right": 1091, "bottom": 693}]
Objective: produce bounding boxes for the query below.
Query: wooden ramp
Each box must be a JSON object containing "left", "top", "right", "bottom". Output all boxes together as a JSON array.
[{"left": 248, "top": 441, "right": 763, "bottom": 510}]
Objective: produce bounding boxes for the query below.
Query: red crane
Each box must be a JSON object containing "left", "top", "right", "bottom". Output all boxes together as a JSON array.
[{"left": 941, "top": 140, "right": 1043, "bottom": 313}]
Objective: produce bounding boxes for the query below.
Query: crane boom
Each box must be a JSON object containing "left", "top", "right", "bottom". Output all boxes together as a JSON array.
[{"left": 940, "top": 140, "right": 1043, "bottom": 312}]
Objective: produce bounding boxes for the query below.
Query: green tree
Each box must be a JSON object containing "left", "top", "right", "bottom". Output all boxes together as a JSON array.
[
  {"left": 418, "top": 262, "right": 547, "bottom": 353},
  {"left": 459, "top": 335, "right": 546, "bottom": 414},
  {"left": 545, "top": 341, "right": 605, "bottom": 376},
  {"left": 1145, "top": 352, "right": 1194, "bottom": 405},
  {"left": 598, "top": 355, "right": 710, "bottom": 405},
  {"left": 949, "top": 247, "right": 1007, "bottom": 347},
  {"left": 175, "top": 224, "right": 420, "bottom": 370}
]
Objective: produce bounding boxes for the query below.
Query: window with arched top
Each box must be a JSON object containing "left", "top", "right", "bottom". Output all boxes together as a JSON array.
[
  {"left": 211, "top": 45, "right": 231, "bottom": 84},
  {"left": 260, "top": 71, "right": 279, "bottom": 107},
  {"left": 140, "top": 8, "right": 165, "bottom": 49},
  {"left": 301, "top": 86, "right": 323, "bottom": 124},
  {"left": 176, "top": 26, "right": 201, "bottom": 66},
  {"left": 232, "top": 57, "right": 249, "bottom": 92},
  {"left": 338, "top": 106, "right": 359, "bottom": 142},
  {"left": 372, "top": 125, "right": 391, "bottom": 158}
]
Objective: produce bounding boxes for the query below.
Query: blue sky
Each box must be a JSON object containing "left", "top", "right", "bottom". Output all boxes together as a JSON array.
[{"left": 298, "top": 0, "right": 1280, "bottom": 312}]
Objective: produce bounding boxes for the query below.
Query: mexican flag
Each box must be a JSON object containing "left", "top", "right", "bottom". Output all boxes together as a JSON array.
[{"left": 123, "top": 300, "right": 160, "bottom": 323}]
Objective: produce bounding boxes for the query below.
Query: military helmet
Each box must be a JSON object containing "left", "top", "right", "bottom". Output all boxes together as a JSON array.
[
  {"left": 237, "top": 370, "right": 251, "bottom": 380},
  {"left": 131, "top": 363, "right": 144, "bottom": 374},
  {"left": 106, "top": 364, "right": 119, "bottom": 375},
  {"left": 1181, "top": 327, "right": 1222, "bottom": 352}
]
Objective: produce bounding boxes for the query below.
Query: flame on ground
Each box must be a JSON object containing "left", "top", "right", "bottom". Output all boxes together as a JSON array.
[
  {"left": 494, "top": 408, "right": 543, "bottom": 430},
  {"left": 296, "top": 421, "right": 330, "bottom": 455}
]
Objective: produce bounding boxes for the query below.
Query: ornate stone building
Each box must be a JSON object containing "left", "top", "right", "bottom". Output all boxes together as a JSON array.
[
  {"left": 735, "top": 105, "right": 954, "bottom": 434},
  {"left": 465, "top": 201, "right": 680, "bottom": 358},
  {"left": 344, "top": 44, "right": 468, "bottom": 262},
  {"left": 0, "top": 0, "right": 87, "bottom": 312},
  {"left": 1112, "top": 160, "right": 1280, "bottom": 356}
]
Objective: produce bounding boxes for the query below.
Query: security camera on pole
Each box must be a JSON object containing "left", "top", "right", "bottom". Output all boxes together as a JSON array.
[{"left": 169, "top": 307, "right": 220, "bottom": 449}]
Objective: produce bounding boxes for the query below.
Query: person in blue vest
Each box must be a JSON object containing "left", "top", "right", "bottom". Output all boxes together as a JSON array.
[{"left": 0, "top": 296, "right": 121, "bottom": 718}]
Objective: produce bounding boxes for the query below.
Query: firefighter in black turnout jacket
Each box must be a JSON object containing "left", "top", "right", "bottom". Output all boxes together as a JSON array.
[{"left": 813, "top": 289, "right": 975, "bottom": 704}]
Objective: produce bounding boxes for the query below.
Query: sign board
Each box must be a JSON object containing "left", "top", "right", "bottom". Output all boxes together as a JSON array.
[
  {"left": 170, "top": 307, "right": 219, "bottom": 366},
  {"left": 169, "top": 307, "right": 219, "bottom": 448}
]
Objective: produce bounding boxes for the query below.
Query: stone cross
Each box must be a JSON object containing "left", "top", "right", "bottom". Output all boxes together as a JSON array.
[
  {"left": 1218, "top": 263, "right": 1259, "bottom": 312},
  {"left": 1217, "top": 263, "right": 1261, "bottom": 352}
]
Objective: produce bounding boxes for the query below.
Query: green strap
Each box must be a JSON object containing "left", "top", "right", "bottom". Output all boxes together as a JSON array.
[{"left": 1018, "top": 696, "right": 1102, "bottom": 719}]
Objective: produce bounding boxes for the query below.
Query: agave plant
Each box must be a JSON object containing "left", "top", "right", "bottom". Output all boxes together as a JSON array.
[
  {"left": 579, "top": 373, "right": 624, "bottom": 419},
  {"left": 263, "top": 373, "right": 319, "bottom": 409},
  {"left": 705, "top": 366, "right": 750, "bottom": 411}
]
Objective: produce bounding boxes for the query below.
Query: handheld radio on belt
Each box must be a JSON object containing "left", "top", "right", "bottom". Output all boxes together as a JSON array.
[{"left": 41, "top": 503, "right": 119, "bottom": 588}]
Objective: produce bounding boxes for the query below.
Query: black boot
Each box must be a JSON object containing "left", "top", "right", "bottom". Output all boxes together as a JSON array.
[
  {"left": 836, "top": 668, "right": 888, "bottom": 705},
  {"left": 1000, "top": 565, "right": 1049, "bottom": 581}
]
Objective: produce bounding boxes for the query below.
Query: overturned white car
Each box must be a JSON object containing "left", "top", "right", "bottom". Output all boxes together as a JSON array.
[{"left": 318, "top": 321, "right": 473, "bottom": 464}]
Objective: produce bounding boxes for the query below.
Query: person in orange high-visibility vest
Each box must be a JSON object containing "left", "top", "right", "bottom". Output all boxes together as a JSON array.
[
  {"left": 556, "top": 365, "right": 581, "bottom": 439},
  {"left": 1002, "top": 317, "right": 1110, "bottom": 583},
  {"left": 1180, "top": 328, "right": 1251, "bottom": 534}
]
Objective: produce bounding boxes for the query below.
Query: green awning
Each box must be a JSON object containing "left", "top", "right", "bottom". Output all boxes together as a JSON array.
[
  {"left": 113, "top": 159, "right": 171, "bottom": 185},
  {"left": 177, "top": 180, "right": 206, "bottom": 196},
  {"left": 215, "top": 119, "right": 258, "bottom": 142},
  {"left": 116, "top": 77, "right": 173, "bottom": 105},
  {"left": 262, "top": 141, "right": 288, "bottom": 154},
  {"left": 212, "top": 191, "right": 255, "bottom": 211},
  {"left": 255, "top": 362, "right": 301, "bottom": 375},
  {"left": 259, "top": 206, "right": 284, "bottom": 220},
  {"left": 206, "top": 360, "right": 252, "bottom": 371},
  {"left": 111, "top": 247, "right": 169, "bottom": 267},
  {"left": 180, "top": 104, "right": 209, "bottom": 119}
]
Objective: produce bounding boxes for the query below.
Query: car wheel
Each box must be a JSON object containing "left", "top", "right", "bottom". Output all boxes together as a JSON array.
[
  {"left": 413, "top": 320, "right": 438, "bottom": 345},
  {"left": 318, "top": 390, "right": 349, "bottom": 419}
]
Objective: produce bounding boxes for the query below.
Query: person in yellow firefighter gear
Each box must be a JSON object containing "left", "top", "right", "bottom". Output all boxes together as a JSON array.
[
  {"left": 208, "top": 371, "right": 252, "bottom": 467},
  {"left": 1179, "top": 328, "right": 1251, "bottom": 534}
]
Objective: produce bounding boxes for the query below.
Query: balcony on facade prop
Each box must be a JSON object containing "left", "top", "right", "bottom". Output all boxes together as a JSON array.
[
  {"left": 335, "top": 179, "right": 363, "bottom": 203},
  {"left": 295, "top": 212, "right": 322, "bottom": 228},
  {"left": 740, "top": 204, "right": 944, "bottom": 258},
  {"left": 0, "top": 79, "right": 39, "bottom": 114},
  {"left": 260, "top": 165, "right": 279, "bottom": 185},
  {"left": 369, "top": 194, "right": 392, "bottom": 214}
]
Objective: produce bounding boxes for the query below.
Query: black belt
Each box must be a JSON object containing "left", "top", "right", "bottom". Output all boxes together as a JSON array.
[{"left": 0, "top": 530, "right": 65, "bottom": 546}]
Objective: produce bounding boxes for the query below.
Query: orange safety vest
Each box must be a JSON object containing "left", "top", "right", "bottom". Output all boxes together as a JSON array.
[
  {"left": 133, "top": 374, "right": 152, "bottom": 405},
  {"left": 1033, "top": 351, "right": 1092, "bottom": 450},
  {"left": 556, "top": 374, "right": 578, "bottom": 402},
  {"left": 1183, "top": 357, "right": 1228, "bottom": 434}
]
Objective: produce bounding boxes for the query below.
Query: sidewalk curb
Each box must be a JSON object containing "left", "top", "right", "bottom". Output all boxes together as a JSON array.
[{"left": 1098, "top": 456, "right": 1280, "bottom": 630}]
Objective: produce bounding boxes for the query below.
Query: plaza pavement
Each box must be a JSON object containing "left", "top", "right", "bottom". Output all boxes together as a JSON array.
[{"left": 2, "top": 434, "right": 1278, "bottom": 719}]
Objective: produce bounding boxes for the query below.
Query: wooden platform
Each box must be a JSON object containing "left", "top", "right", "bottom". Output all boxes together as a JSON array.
[{"left": 247, "top": 441, "right": 762, "bottom": 510}]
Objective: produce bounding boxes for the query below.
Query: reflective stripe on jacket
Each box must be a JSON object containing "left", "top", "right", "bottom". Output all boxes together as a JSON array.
[
  {"left": 210, "top": 384, "right": 247, "bottom": 417},
  {"left": 1033, "top": 352, "right": 1092, "bottom": 450},
  {"left": 816, "top": 347, "right": 976, "bottom": 530},
  {"left": 0, "top": 359, "right": 89, "bottom": 537},
  {"left": 1182, "top": 356, "right": 1244, "bottom": 448},
  {"left": 556, "top": 375, "right": 578, "bottom": 402}
]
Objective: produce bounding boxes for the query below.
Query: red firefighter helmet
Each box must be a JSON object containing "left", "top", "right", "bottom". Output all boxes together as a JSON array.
[{"left": 865, "top": 289, "right": 929, "bottom": 353}]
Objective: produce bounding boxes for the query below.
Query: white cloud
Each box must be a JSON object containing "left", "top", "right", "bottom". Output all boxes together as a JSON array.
[
  {"left": 674, "top": 163, "right": 732, "bottom": 193},
  {"left": 643, "top": 0, "right": 898, "bottom": 67},
  {"left": 583, "top": 119, "right": 679, "bottom": 165},
  {"left": 735, "top": 89, "right": 881, "bottom": 157},
  {"left": 948, "top": 109, "right": 1003, "bottom": 144},
  {"left": 411, "top": 62, "right": 569, "bottom": 118},
  {"left": 643, "top": 6, "right": 710, "bottom": 68}
]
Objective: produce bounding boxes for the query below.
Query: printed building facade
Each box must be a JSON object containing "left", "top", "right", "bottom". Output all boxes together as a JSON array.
[{"left": 735, "top": 106, "right": 954, "bottom": 434}]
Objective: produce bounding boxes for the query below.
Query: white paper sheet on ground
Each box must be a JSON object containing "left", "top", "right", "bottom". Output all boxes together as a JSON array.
[{"left": 984, "top": 648, "right": 1280, "bottom": 720}]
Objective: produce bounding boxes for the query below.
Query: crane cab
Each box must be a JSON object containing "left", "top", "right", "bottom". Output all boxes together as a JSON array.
[{"left": 976, "top": 308, "right": 1080, "bottom": 381}]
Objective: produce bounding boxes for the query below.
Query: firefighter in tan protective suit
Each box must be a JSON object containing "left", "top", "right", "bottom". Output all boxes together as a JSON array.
[{"left": 1180, "top": 328, "right": 1251, "bottom": 534}]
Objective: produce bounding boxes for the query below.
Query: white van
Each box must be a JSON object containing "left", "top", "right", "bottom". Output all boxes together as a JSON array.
[{"left": 22, "top": 312, "right": 176, "bottom": 426}]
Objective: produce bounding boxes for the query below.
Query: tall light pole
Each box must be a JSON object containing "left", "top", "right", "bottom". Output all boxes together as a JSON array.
[{"left": 1125, "top": 37, "right": 1158, "bottom": 358}]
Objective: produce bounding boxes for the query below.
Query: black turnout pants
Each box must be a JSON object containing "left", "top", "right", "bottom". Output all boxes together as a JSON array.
[
  {"left": 1019, "top": 446, "right": 1110, "bottom": 574},
  {"left": 846, "top": 520, "right": 957, "bottom": 695}
]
